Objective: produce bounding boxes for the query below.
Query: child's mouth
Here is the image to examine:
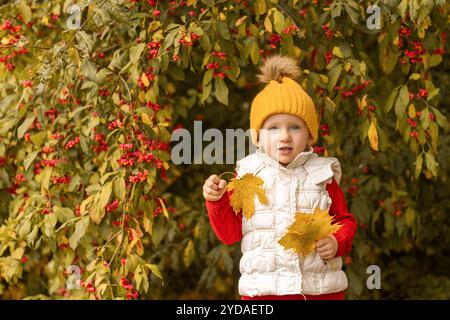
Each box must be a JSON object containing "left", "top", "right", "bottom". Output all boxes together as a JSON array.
[{"left": 278, "top": 147, "right": 293, "bottom": 155}]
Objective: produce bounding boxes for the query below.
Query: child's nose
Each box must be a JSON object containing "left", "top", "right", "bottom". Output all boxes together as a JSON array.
[{"left": 279, "top": 129, "right": 291, "bottom": 141}]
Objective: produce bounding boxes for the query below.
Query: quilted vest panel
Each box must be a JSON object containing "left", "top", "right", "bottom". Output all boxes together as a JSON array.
[{"left": 236, "top": 148, "right": 348, "bottom": 297}]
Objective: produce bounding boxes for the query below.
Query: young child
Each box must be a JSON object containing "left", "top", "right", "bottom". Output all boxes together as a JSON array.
[{"left": 203, "top": 54, "right": 357, "bottom": 300}]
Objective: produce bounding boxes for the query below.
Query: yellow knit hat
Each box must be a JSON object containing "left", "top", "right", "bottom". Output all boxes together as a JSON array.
[{"left": 250, "top": 54, "right": 318, "bottom": 146}]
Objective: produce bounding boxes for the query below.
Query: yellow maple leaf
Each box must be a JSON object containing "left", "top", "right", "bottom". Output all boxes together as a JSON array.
[
  {"left": 227, "top": 173, "right": 268, "bottom": 220},
  {"left": 278, "top": 207, "right": 342, "bottom": 257}
]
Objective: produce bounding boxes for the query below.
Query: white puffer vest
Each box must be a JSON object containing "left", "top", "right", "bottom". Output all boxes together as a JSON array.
[{"left": 236, "top": 146, "right": 348, "bottom": 297}]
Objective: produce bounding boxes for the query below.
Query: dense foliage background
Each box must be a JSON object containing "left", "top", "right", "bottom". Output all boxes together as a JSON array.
[{"left": 0, "top": 0, "right": 449, "bottom": 299}]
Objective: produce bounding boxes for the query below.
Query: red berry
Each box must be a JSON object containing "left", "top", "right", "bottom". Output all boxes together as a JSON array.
[
  {"left": 344, "top": 256, "right": 353, "bottom": 265},
  {"left": 419, "top": 89, "right": 428, "bottom": 98}
]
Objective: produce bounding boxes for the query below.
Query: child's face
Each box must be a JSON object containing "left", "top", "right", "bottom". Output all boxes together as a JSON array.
[{"left": 259, "top": 114, "right": 313, "bottom": 166}]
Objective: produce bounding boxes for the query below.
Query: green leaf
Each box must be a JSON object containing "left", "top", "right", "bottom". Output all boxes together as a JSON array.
[
  {"left": 183, "top": 240, "right": 195, "bottom": 268},
  {"left": 151, "top": 218, "right": 165, "bottom": 246},
  {"left": 394, "top": 86, "right": 409, "bottom": 117},
  {"left": 273, "top": 10, "right": 285, "bottom": 34},
  {"left": 18, "top": 219, "right": 31, "bottom": 239},
  {"left": 217, "top": 21, "right": 230, "bottom": 40},
  {"left": 409, "top": 73, "right": 421, "bottom": 80},
  {"left": 428, "top": 121, "right": 438, "bottom": 151},
  {"left": 327, "top": 65, "right": 342, "bottom": 92},
  {"left": 69, "top": 216, "right": 90, "bottom": 249},
  {"left": 134, "top": 265, "right": 143, "bottom": 291},
  {"left": 331, "top": 4, "right": 342, "bottom": 18},
  {"left": 381, "top": 46, "right": 401, "bottom": 74},
  {"left": 19, "top": 0, "right": 32, "bottom": 23},
  {"left": 404, "top": 207, "right": 415, "bottom": 227},
  {"left": 54, "top": 206, "right": 75, "bottom": 223},
  {"left": 40, "top": 167, "right": 52, "bottom": 191},
  {"left": 145, "top": 263, "right": 164, "bottom": 283},
  {"left": 425, "top": 152, "right": 438, "bottom": 177},
  {"left": 384, "top": 211, "right": 394, "bottom": 234},
  {"left": 30, "top": 131, "right": 47, "bottom": 147},
  {"left": 255, "top": 0, "right": 266, "bottom": 15},
  {"left": 344, "top": 4, "right": 359, "bottom": 24},
  {"left": 200, "top": 83, "right": 212, "bottom": 104},
  {"left": 398, "top": 0, "right": 408, "bottom": 19},
  {"left": 430, "top": 107, "right": 448, "bottom": 132},
  {"left": 113, "top": 177, "right": 126, "bottom": 201},
  {"left": 92, "top": 182, "right": 113, "bottom": 224},
  {"left": 17, "top": 115, "right": 35, "bottom": 139},
  {"left": 384, "top": 86, "right": 401, "bottom": 113},
  {"left": 43, "top": 214, "right": 57, "bottom": 238},
  {"left": 11, "top": 247, "right": 25, "bottom": 260},
  {"left": 93, "top": 8, "right": 112, "bottom": 27},
  {"left": 201, "top": 0, "right": 214, "bottom": 7},
  {"left": 250, "top": 41, "right": 260, "bottom": 65},
  {"left": 77, "top": 31, "right": 95, "bottom": 54},
  {"left": 264, "top": 15, "right": 272, "bottom": 33},
  {"left": 81, "top": 59, "right": 97, "bottom": 82},
  {"left": 414, "top": 154, "right": 423, "bottom": 179},
  {"left": 26, "top": 226, "right": 38, "bottom": 246},
  {"left": 24, "top": 150, "right": 39, "bottom": 171},
  {"left": 420, "top": 108, "right": 430, "bottom": 130},
  {"left": 167, "top": 63, "right": 185, "bottom": 81},
  {"left": 199, "top": 33, "right": 212, "bottom": 51},
  {"left": 203, "top": 70, "right": 213, "bottom": 87},
  {"left": 429, "top": 54, "right": 443, "bottom": 68},
  {"left": 163, "top": 28, "right": 179, "bottom": 51},
  {"left": 214, "top": 78, "right": 229, "bottom": 106},
  {"left": 427, "top": 88, "right": 440, "bottom": 101}
]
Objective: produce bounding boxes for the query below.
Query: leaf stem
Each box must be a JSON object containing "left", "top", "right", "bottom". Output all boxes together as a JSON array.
[{"left": 218, "top": 171, "right": 235, "bottom": 180}]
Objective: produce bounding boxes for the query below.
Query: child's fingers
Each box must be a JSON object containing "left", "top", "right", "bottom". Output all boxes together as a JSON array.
[
  {"left": 206, "top": 195, "right": 222, "bottom": 202},
  {"left": 210, "top": 175, "right": 220, "bottom": 184},
  {"left": 318, "top": 250, "right": 332, "bottom": 259},
  {"left": 203, "top": 184, "right": 221, "bottom": 196},
  {"left": 218, "top": 179, "right": 227, "bottom": 190},
  {"left": 316, "top": 246, "right": 330, "bottom": 254},
  {"left": 204, "top": 192, "right": 223, "bottom": 202},
  {"left": 316, "top": 241, "right": 331, "bottom": 252},
  {"left": 206, "top": 179, "right": 219, "bottom": 190},
  {"left": 316, "top": 238, "right": 329, "bottom": 249}
]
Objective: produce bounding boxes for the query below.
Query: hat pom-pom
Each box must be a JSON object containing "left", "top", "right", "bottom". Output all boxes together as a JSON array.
[{"left": 256, "top": 54, "right": 302, "bottom": 84}]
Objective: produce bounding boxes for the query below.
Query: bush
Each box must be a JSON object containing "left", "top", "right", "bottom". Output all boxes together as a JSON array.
[{"left": 0, "top": 0, "right": 449, "bottom": 299}]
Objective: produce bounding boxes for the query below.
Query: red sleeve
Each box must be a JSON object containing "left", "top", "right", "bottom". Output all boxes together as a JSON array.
[
  {"left": 326, "top": 178, "right": 357, "bottom": 257},
  {"left": 205, "top": 190, "right": 243, "bottom": 245}
]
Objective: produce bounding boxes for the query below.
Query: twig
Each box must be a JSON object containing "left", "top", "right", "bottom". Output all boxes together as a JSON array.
[
  {"left": 59, "top": 0, "right": 109, "bottom": 61},
  {"left": 0, "top": 45, "right": 51, "bottom": 50},
  {"left": 218, "top": 171, "right": 236, "bottom": 180}
]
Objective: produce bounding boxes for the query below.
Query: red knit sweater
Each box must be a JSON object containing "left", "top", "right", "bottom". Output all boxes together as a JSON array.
[{"left": 205, "top": 177, "right": 357, "bottom": 300}]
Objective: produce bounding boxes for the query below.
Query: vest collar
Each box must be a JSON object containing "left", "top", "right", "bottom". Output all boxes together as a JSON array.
[{"left": 256, "top": 145, "right": 316, "bottom": 170}]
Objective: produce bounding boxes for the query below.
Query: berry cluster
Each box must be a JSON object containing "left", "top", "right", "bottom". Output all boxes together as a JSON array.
[
  {"left": 65, "top": 136, "right": 80, "bottom": 150},
  {"left": 0, "top": 19, "right": 29, "bottom": 71},
  {"left": 336, "top": 80, "right": 371, "bottom": 98},
  {"left": 146, "top": 40, "right": 161, "bottom": 60},
  {"left": 129, "top": 169, "right": 149, "bottom": 183},
  {"left": 321, "top": 24, "right": 334, "bottom": 39},
  {"left": 105, "top": 199, "right": 119, "bottom": 212},
  {"left": 52, "top": 175, "right": 71, "bottom": 185}
]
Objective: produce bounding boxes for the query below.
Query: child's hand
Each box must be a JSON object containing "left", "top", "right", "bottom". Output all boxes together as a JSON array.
[
  {"left": 203, "top": 175, "right": 228, "bottom": 202},
  {"left": 316, "top": 235, "right": 338, "bottom": 260}
]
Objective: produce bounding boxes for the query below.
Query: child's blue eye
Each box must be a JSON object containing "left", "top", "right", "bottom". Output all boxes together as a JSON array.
[
  {"left": 291, "top": 125, "right": 301, "bottom": 130},
  {"left": 269, "top": 126, "right": 279, "bottom": 131}
]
